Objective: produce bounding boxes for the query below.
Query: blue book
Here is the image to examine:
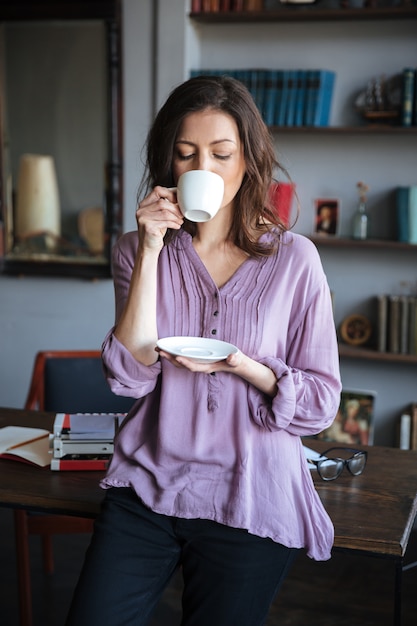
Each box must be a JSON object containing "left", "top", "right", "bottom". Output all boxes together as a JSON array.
[
  {"left": 304, "top": 70, "right": 318, "bottom": 126},
  {"left": 255, "top": 69, "right": 268, "bottom": 119},
  {"left": 396, "top": 187, "right": 410, "bottom": 242},
  {"left": 312, "top": 70, "right": 336, "bottom": 127},
  {"left": 294, "top": 69, "right": 307, "bottom": 127},
  {"left": 275, "top": 70, "right": 288, "bottom": 127},
  {"left": 285, "top": 70, "right": 298, "bottom": 127},
  {"left": 264, "top": 70, "right": 279, "bottom": 126}
]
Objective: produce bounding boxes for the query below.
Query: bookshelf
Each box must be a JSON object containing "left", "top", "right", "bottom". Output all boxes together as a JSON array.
[
  {"left": 190, "top": 6, "right": 417, "bottom": 23},
  {"left": 183, "top": 2, "right": 417, "bottom": 445}
]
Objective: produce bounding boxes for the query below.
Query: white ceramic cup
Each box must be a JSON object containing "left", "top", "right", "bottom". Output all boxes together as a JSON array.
[{"left": 176, "top": 170, "right": 224, "bottom": 222}]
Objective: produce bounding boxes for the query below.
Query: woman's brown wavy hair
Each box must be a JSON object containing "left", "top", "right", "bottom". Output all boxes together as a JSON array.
[{"left": 139, "top": 75, "right": 292, "bottom": 256}]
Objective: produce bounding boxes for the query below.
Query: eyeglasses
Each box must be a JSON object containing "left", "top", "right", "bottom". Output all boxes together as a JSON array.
[{"left": 307, "top": 447, "right": 368, "bottom": 481}]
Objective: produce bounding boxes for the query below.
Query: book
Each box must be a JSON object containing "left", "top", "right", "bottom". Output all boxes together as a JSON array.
[
  {"left": 399, "top": 295, "right": 410, "bottom": 355},
  {"left": 376, "top": 294, "right": 388, "bottom": 352},
  {"left": 50, "top": 455, "right": 111, "bottom": 471},
  {"left": 408, "top": 296, "right": 417, "bottom": 355},
  {"left": 314, "top": 71, "right": 336, "bottom": 127},
  {"left": 0, "top": 426, "right": 50, "bottom": 467},
  {"left": 53, "top": 413, "right": 127, "bottom": 440},
  {"left": 191, "top": 0, "right": 202, "bottom": 12},
  {"left": 285, "top": 70, "right": 298, "bottom": 127},
  {"left": 294, "top": 69, "right": 307, "bottom": 127},
  {"left": 388, "top": 295, "right": 401, "bottom": 354},
  {"left": 52, "top": 437, "right": 114, "bottom": 458},
  {"left": 275, "top": 70, "right": 289, "bottom": 126},
  {"left": 274, "top": 70, "right": 288, "bottom": 127},
  {"left": 408, "top": 186, "right": 417, "bottom": 244},
  {"left": 396, "top": 186, "right": 409, "bottom": 242},
  {"left": 401, "top": 67, "right": 415, "bottom": 127}
]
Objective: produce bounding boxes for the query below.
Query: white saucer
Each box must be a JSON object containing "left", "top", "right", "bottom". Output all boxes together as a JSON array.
[{"left": 156, "top": 336, "right": 239, "bottom": 364}]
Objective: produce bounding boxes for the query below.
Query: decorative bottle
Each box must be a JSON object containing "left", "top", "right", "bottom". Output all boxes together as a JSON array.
[
  {"left": 352, "top": 201, "right": 370, "bottom": 240},
  {"left": 352, "top": 181, "right": 370, "bottom": 240}
]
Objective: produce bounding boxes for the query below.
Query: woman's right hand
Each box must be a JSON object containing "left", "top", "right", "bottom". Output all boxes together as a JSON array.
[{"left": 136, "top": 186, "right": 183, "bottom": 253}]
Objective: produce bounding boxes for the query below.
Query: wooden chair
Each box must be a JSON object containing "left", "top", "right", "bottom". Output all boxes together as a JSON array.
[{"left": 15, "top": 350, "right": 135, "bottom": 626}]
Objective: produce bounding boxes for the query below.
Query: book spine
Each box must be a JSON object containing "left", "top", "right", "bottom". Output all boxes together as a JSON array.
[
  {"left": 388, "top": 295, "right": 400, "bottom": 353},
  {"left": 414, "top": 68, "right": 417, "bottom": 126},
  {"left": 305, "top": 70, "right": 318, "bottom": 127},
  {"left": 294, "top": 69, "right": 306, "bottom": 127},
  {"left": 408, "top": 297, "right": 417, "bottom": 355},
  {"left": 408, "top": 186, "right": 417, "bottom": 244},
  {"left": 376, "top": 294, "right": 388, "bottom": 352},
  {"left": 320, "top": 72, "right": 335, "bottom": 127},
  {"left": 396, "top": 186, "right": 409, "bottom": 242},
  {"left": 191, "top": 0, "right": 202, "bottom": 12},
  {"left": 263, "top": 70, "right": 276, "bottom": 127},
  {"left": 273, "top": 70, "right": 284, "bottom": 127},
  {"left": 276, "top": 70, "right": 289, "bottom": 127},
  {"left": 401, "top": 67, "right": 415, "bottom": 127},
  {"left": 399, "top": 295, "right": 410, "bottom": 354},
  {"left": 50, "top": 457, "right": 110, "bottom": 471},
  {"left": 285, "top": 70, "right": 297, "bottom": 127}
]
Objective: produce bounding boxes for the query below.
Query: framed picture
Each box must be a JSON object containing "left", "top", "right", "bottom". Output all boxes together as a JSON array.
[
  {"left": 314, "top": 198, "right": 340, "bottom": 236},
  {"left": 317, "top": 389, "right": 376, "bottom": 446}
]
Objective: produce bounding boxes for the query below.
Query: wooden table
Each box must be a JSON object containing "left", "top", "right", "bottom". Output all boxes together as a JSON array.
[{"left": 1, "top": 407, "right": 417, "bottom": 625}]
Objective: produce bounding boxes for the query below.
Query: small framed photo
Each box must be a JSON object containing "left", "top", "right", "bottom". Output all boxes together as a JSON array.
[
  {"left": 314, "top": 198, "right": 340, "bottom": 236},
  {"left": 317, "top": 389, "right": 376, "bottom": 446}
]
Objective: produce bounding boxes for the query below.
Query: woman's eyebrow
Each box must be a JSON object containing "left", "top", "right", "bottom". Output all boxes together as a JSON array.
[{"left": 175, "top": 138, "right": 237, "bottom": 146}]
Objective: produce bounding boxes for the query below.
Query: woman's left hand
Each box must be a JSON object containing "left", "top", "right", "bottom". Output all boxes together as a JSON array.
[
  {"left": 155, "top": 347, "right": 278, "bottom": 397},
  {"left": 155, "top": 347, "right": 243, "bottom": 374}
]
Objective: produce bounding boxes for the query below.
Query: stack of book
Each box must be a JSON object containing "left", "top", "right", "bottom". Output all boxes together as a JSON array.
[
  {"left": 51, "top": 412, "right": 127, "bottom": 470},
  {"left": 396, "top": 186, "right": 417, "bottom": 244},
  {"left": 190, "top": 68, "right": 336, "bottom": 127},
  {"left": 376, "top": 294, "right": 417, "bottom": 356}
]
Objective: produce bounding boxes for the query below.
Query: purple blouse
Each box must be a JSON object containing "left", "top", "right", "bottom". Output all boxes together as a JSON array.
[{"left": 101, "top": 228, "right": 342, "bottom": 560}]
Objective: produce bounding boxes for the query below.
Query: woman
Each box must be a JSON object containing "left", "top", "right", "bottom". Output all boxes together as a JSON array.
[{"left": 66, "top": 75, "right": 341, "bottom": 626}]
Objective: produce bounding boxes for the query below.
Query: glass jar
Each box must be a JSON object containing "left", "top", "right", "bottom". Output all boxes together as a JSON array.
[{"left": 352, "top": 201, "right": 370, "bottom": 240}]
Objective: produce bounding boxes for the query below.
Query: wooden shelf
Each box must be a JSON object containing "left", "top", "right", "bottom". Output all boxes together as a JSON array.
[
  {"left": 190, "top": 7, "right": 417, "bottom": 24},
  {"left": 270, "top": 125, "right": 417, "bottom": 135},
  {"left": 339, "top": 343, "right": 417, "bottom": 364},
  {"left": 310, "top": 236, "right": 417, "bottom": 251}
]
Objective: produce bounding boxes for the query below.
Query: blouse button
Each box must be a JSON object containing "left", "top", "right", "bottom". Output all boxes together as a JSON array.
[
  {"left": 211, "top": 329, "right": 217, "bottom": 335},
  {"left": 213, "top": 310, "right": 219, "bottom": 317}
]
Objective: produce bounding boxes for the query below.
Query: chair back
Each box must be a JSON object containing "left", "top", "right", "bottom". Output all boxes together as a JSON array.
[{"left": 25, "top": 350, "right": 135, "bottom": 413}]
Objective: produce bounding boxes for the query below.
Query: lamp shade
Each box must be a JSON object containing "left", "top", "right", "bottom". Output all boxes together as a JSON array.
[{"left": 15, "top": 154, "right": 61, "bottom": 240}]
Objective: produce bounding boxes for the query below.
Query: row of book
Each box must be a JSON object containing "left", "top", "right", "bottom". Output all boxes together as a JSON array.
[
  {"left": 401, "top": 67, "right": 417, "bottom": 127},
  {"left": 190, "top": 68, "right": 336, "bottom": 127},
  {"left": 396, "top": 186, "right": 417, "bottom": 244},
  {"left": 191, "top": 1, "right": 263, "bottom": 12},
  {"left": 397, "top": 403, "right": 417, "bottom": 450},
  {"left": 376, "top": 294, "right": 417, "bottom": 356}
]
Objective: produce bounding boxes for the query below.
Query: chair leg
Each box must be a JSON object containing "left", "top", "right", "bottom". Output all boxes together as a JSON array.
[
  {"left": 14, "top": 509, "right": 33, "bottom": 626},
  {"left": 41, "top": 535, "right": 54, "bottom": 574}
]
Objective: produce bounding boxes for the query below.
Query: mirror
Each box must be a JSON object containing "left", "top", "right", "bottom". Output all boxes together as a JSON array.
[{"left": 0, "top": 1, "right": 122, "bottom": 278}]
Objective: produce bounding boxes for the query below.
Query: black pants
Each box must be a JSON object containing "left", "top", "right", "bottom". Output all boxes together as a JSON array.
[{"left": 66, "top": 487, "right": 298, "bottom": 626}]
